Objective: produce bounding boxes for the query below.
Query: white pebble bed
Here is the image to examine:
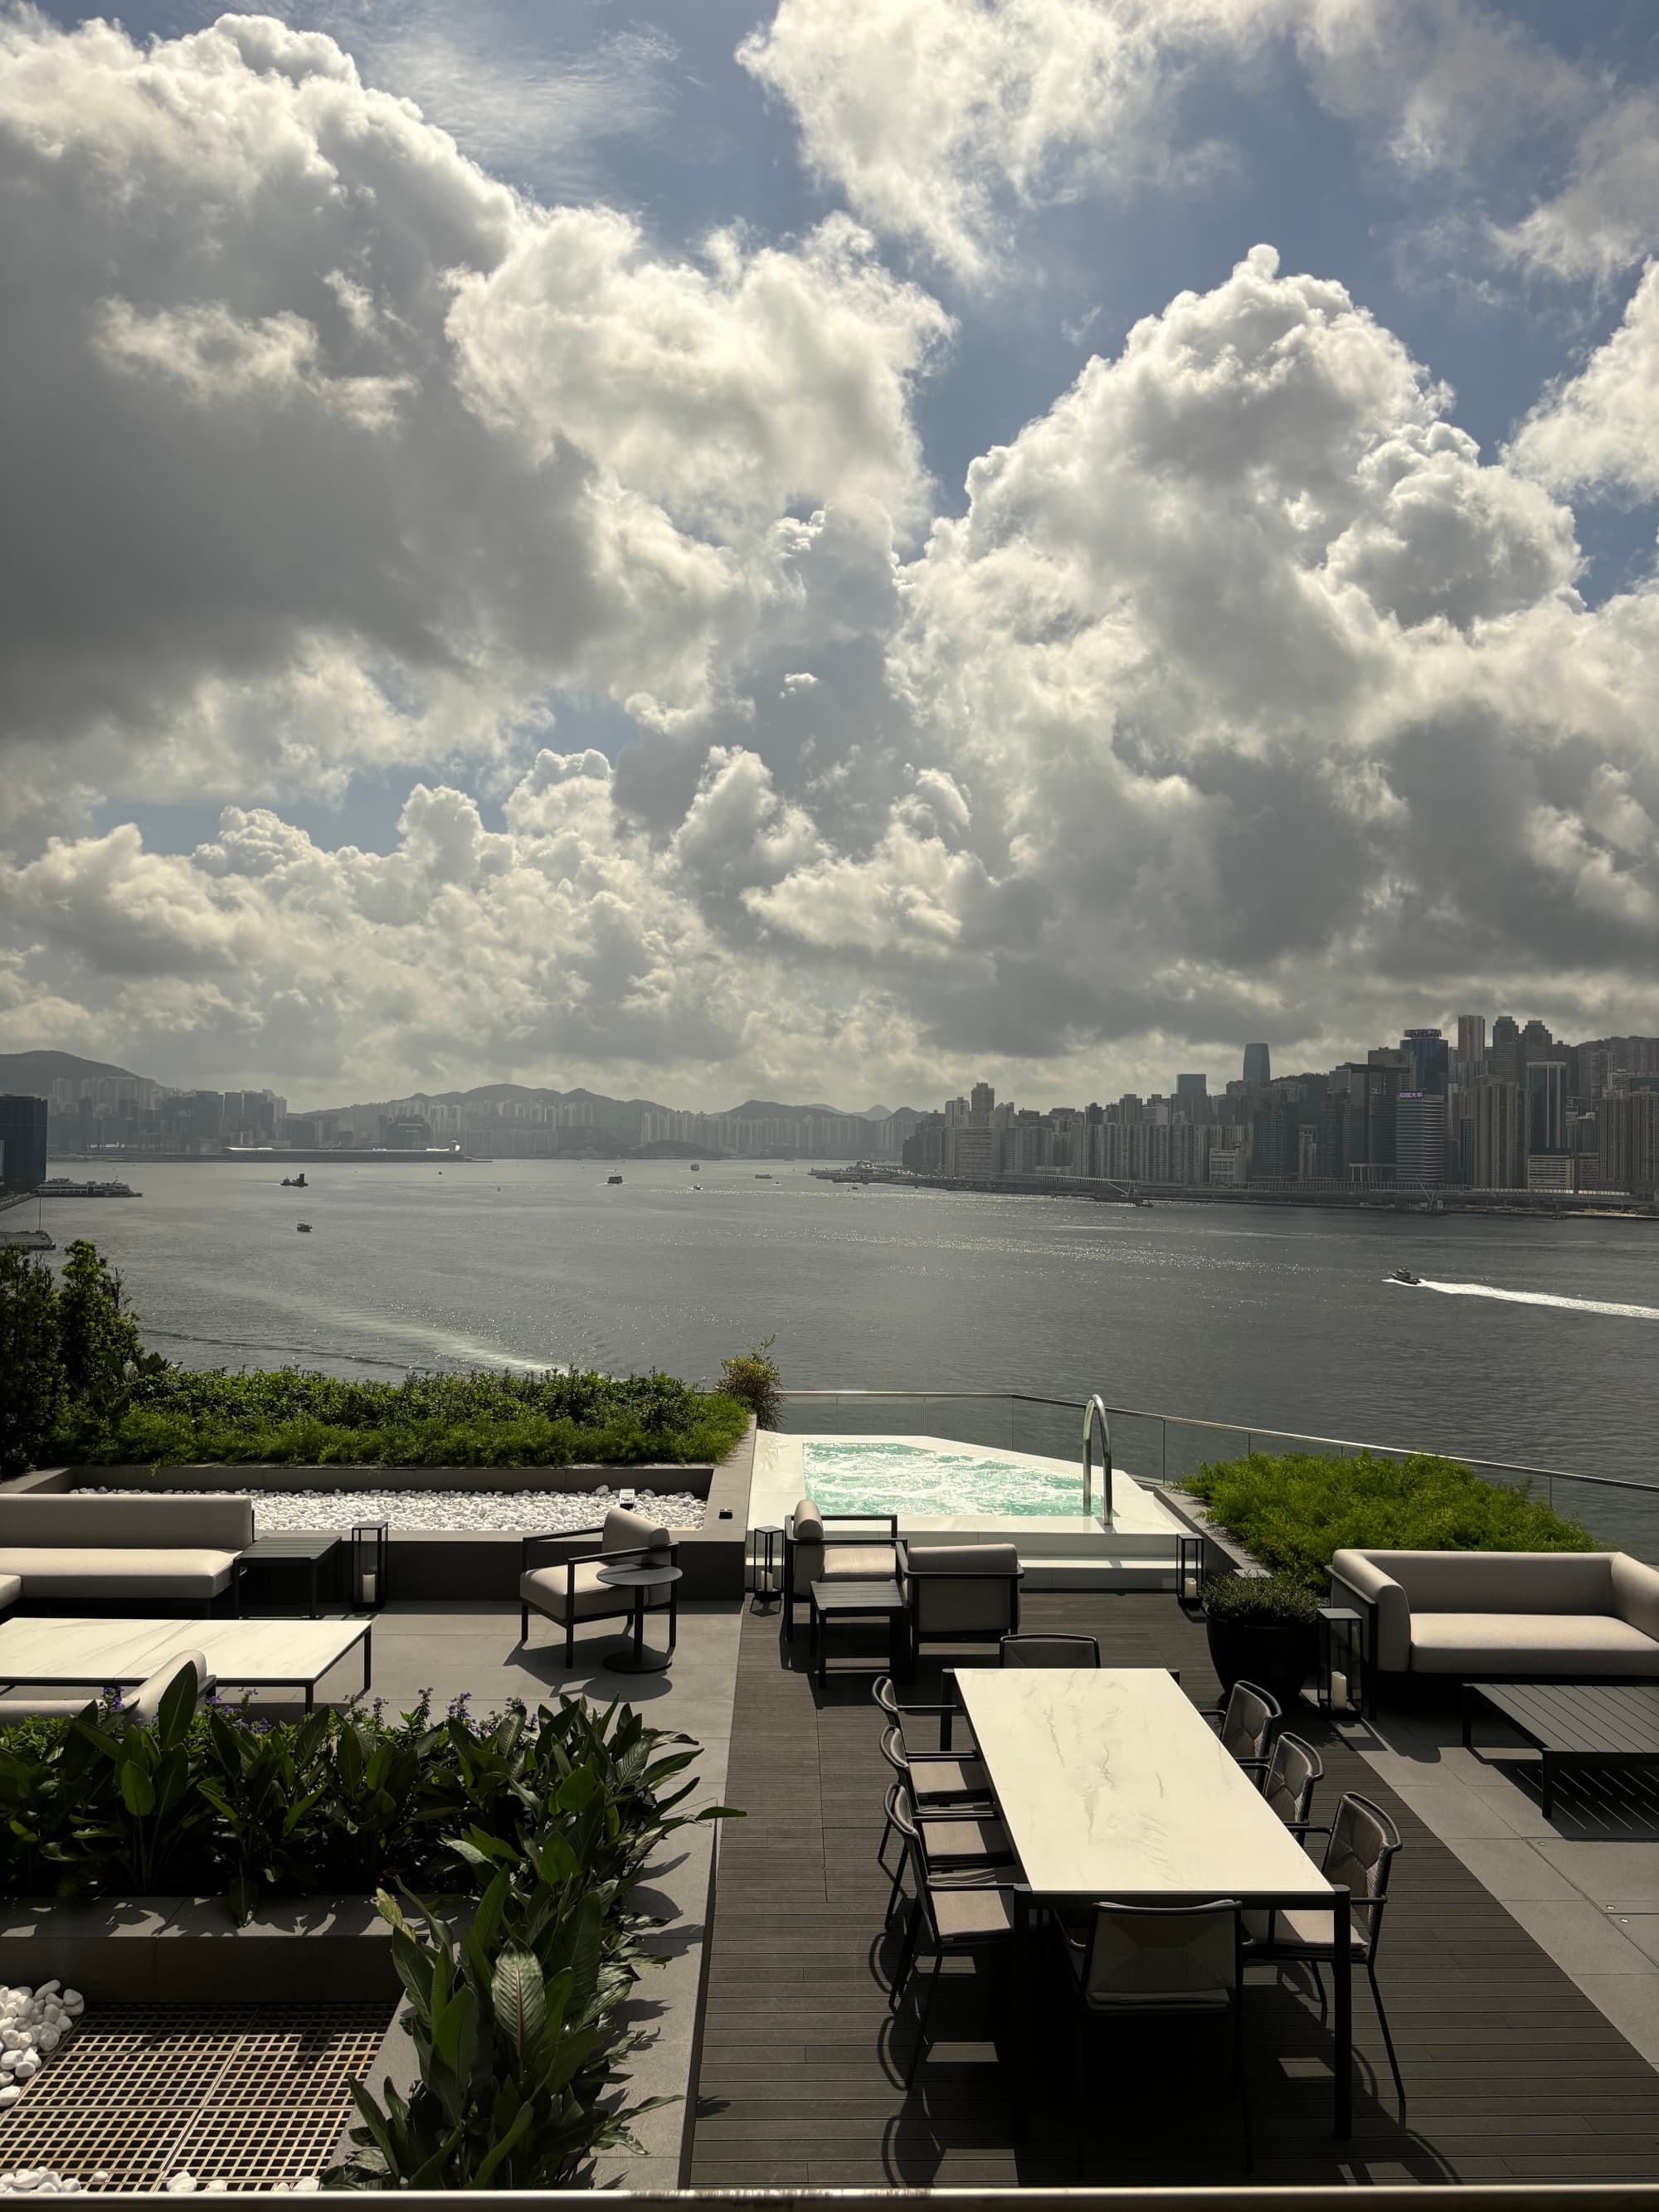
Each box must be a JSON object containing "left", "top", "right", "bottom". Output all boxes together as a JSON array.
[
  {"left": 0, "top": 1982, "right": 85, "bottom": 2195},
  {"left": 88, "top": 1485, "right": 705, "bottom": 1534}
]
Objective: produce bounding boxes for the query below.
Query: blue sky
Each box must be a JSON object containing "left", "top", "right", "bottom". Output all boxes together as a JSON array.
[{"left": 5, "top": 0, "right": 1659, "bottom": 1102}]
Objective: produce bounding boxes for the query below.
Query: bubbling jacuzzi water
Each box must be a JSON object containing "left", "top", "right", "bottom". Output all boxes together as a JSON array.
[{"left": 801, "top": 1438, "right": 1085, "bottom": 1518}]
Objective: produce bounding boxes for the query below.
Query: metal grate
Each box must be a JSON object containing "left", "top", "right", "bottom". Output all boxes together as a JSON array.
[{"left": 0, "top": 2003, "right": 392, "bottom": 2190}]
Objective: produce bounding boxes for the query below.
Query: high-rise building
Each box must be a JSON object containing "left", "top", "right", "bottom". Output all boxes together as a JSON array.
[
  {"left": 1175, "top": 1073, "right": 1208, "bottom": 1107},
  {"left": 1464, "top": 1081, "right": 1527, "bottom": 1189},
  {"left": 1491, "top": 1015, "right": 1522, "bottom": 1087},
  {"left": 1525, "top": 1061, "right": 1567, "bottom": 1155},
  {"left": 1596, "top": 1092, "right": 1659, "bottom": 1196},
  {"left": 1395, "top": 1092, "right": 1447, "bottom": 1187},
  {"left": 969, "top": 1082, "right": 995, "bottom": 1123},
  {"left": 1401, "top": 1028, "right": 1449, "bottom": 1096},
  {"left": 943, "top": 1125, "right": 997, "bottom": 1177},
  {"left": 1456, "top": 1014, "right": 1486, "bottom": 1066},
  {"left": 0, "top": 1096, "right": 48, "bottom": 1190},
  {"left": 1520, "top": 1018, "right": 1555, "bottom": 1062},
  {"left": 1242, "top": 1043, "right": 1271, "bottom": 1087}
]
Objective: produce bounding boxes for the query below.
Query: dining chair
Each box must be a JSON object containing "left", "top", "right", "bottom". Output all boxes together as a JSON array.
[
  {"left": 1062, "top": 1899, "right": 1252, "bottom": 2174},
  {"left": 1260, "top": 1731, "right": 1324, "bottom": 1837},
  {"left": 875, "top": 1719, "right": 998, "bottom": 1874},
  {"left": 1196, "top": 1679, "right": 1283, "bottom": 1782},
  {"left": 999, "top": 1633, "right": 1102, "bottom": 1666},
  {"left": 890, "top": 1821, "right": 1020, "bottom": 2085},
  {"left": 873, "top": 1671, "right": 975, "bottom": 1756},
  {"left": 1244, "top": 1791, "right": 1406, "bottom": 2117},
  {"left": 878, "top": 1776, "right": 1012, "bottom": 1935}
]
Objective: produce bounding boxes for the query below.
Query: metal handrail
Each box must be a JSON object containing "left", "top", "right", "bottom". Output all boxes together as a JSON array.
[
  {"left": 1082, "top": 1394, "right": 1113, "bottom": 1524},
  {"left": 775, "top": 1389, "right": 1652, "bottom": 1500}
]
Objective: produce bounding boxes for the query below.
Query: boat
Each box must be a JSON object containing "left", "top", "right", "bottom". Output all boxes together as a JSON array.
[
  {"left": 755, "top": 1172, "right": 773, "bottom": 1179},
  {"left": 607, "top": 1173, "right": 624, "bottom": 1185},
  {"left": 1389, "top": 1267, "right": 1420, "bottom": 1285},
  {"left": 689, "top": 1163, "right": 701, "bottom": 1171},
  {"left": 280, "top": 1172, "right": 308, "bottom": 1189},
  {"left": 296, "top": 1222, "right": 314, "bottom": 1232}
]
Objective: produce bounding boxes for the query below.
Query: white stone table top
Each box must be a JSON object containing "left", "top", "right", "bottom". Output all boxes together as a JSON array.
[
  {"left": 958, "top": 1667, "right": 1335, "bottom": 1903},
  {"left": 0, "top": 1615, "right": 370, "bottom": 1687}
]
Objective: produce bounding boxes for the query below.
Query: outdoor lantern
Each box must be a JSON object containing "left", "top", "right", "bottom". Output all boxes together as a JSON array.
[
  {"left": 351, "top": 1519, "right": 389, "bottom": 1612},
  {"left": 1176, "top": 1533, "right": 1205, "bottom": 1613},
  {"left": 1317, "top": 1605, "right": 1364, "bottom": 1720}
]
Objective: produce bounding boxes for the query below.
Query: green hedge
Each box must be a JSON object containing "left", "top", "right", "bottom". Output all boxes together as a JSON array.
[
  {"left": 1183, "top": 1449, "right": 1596, "bottom": 1587},
  {"left": 1, "top": 1240, "right": 748, "bottom": 1470}
]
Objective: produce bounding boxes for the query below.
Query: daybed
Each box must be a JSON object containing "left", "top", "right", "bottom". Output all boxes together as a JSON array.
[
  {"left": 1329, "top": 1548, "right": 1659, "bottom": 1707},
  {"left": 0, "top": 1495, "right": 254, "bottom": 1613}
]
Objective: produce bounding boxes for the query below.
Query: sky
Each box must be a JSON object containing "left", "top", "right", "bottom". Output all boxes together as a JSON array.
[{"left": 2, "top": 0, "right": 1659, "bottom": 1111}]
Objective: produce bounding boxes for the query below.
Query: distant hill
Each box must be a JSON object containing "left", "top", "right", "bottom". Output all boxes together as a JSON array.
[{"left": 0, "top": 1049, "right": 147, "bottom": 1092}]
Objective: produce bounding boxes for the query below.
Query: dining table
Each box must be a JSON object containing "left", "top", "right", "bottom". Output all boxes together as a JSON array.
[{"left": 956, "top": 1665, "right": 1352, "bottom": 2137}]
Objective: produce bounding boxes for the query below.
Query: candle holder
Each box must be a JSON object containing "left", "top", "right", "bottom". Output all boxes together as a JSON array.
[
  {"left": 1175, "top": 1533, "right": 1205, "bottom": 1616},
  {"left": 1316, "top": 1605, "right": 1364, "bottom": 1721},
  {"left": 351, "top": 1519, "right": 389, "bottom": 1613}
]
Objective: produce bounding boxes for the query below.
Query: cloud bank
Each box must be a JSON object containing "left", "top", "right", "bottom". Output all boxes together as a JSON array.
[{"left": 2, "top": 8, "right": 1659, "bottom": 1102}]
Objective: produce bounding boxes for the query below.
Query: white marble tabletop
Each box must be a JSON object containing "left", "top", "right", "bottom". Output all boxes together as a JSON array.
[
  {"left": 0, "top": 1615, "right": 369, "bottom": 1687},
  {"left": 957, "top": 1667, "right": 1334, "bottom": 1903}
]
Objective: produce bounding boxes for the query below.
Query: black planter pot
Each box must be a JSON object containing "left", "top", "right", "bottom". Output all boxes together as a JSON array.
[{"left": 1204, "top": 1615, "right": 1316, "bottom": 1708}]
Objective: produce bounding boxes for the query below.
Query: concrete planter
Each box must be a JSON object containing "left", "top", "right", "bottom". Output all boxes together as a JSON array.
[{"left": 0, "top": 1895, "right": 397, "bottom": 2001}]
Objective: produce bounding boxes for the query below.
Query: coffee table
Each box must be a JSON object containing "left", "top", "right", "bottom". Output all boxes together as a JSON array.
[
  {"left": 236, "top": 1533, "right": 341, "bottom": 1618},
  {"left": 809, "top": 1578, "right": 907, "bottom": 1690},
  {"left": 595, "top": 1563, "right": 681, "bottom": 1674},
  {"left": 0, "top": 1616, "right": 373, "bottom": 1714},
  {"left": 1463, "top": 1680, "right": 1659, "bottom": 1818}
]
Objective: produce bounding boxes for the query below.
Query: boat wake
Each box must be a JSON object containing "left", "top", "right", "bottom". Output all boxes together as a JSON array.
[{"left": 1389, "top": 1281, "right": 1659, "bottom": 1323}]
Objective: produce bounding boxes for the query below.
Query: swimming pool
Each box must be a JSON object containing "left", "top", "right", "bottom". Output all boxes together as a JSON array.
[{"left": 801, "top": 1437, "right": 1087, "bottom": 1519}]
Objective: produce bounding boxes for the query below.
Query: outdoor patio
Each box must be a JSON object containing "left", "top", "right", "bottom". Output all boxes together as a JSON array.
[{"left": 690, "top": 1591, "right": 1659, "bottom": 2188}]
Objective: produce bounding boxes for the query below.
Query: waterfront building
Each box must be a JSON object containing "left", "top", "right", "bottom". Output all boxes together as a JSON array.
[
  {"left": 1525, "top": 1152, "right": 1573, "bottom": 1193},
  {"left": 1597, "top": 1091, "right": 1659, "bottom": 1197},
  {"left": 942, "top": 1124, "right": 997, "bottom": 1177},
  {"left": 900, "top": 1116, "right": 945, "bottom": 1173},
  {"left": 0, "top": 1094, "right": 48, "bottom": 1190},
  {"left": 1525, "top": 1060, "right": 1567, "bottom": 1155},
  {"left": 1401, "top": 1028, "right": 1449, "bottom": 1096},
  {"left": 1242, "top": 1041, "right": 1271, "bottom": 1087},
  {"left": 969, "top": 1081, "right": 995, "bottom": 1122},
  {"left": 1394, "top": 1091, "right": 1447, "bottom": 1186},
  {"left": 1462, "top": 1079, "right": 1528, "bottom": 1189},
  {"left": 1456, "top": 1014, "right": 1486, "bottom": 1066}
]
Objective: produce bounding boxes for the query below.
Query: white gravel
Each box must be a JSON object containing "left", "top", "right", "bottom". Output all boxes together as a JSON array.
[
  {"left": 0, "top": 1983, "right": 85, "bottom": 2190},
  {"left": 88, "top": 1485, "right": 705, "bottom": 1534}
]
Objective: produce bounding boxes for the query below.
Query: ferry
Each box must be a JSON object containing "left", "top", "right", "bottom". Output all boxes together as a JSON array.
[{"left": 39, "top": 1178, "right": 139, "bottom": 1197}]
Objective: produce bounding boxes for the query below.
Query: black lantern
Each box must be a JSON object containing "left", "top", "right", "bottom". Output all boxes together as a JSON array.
[
  {"left": 351, "top": 1519, "right": 389, "bottom": 1612},
  {"left": 1175, "top": 1533, "right": 1205, "bottom": 1614},
  {"left": 1317, "top": 1605, "right": 1364, "bottom": 1720},
  {"left": 752, "top": 1524, "right": 783, "bottom": 1607}
]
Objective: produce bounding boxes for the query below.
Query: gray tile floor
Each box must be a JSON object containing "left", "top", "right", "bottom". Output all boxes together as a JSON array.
[{"left": 1353, "top": 1698, "right": 1659, "bottom": 2069}]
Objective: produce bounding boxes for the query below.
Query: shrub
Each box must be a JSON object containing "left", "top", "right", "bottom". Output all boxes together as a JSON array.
[
  {"left": 1200, "top": 1569, "right": 1322, "bottom": 1626},
  {"left": 1184, "top": 1449, "right": 1595, "bottom": 1587},
  {"left": 718, "top": 1336, "right": 781, "bottom": 1431}
]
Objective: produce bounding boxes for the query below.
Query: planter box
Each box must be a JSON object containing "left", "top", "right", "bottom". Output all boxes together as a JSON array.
[{"left": 0, "top": 1895, "right": 397, "bottom": 2001}]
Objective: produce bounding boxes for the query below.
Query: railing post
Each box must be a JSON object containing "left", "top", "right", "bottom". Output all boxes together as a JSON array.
[{"left": 1083, "top": 1395, "right": 1113, "bottom": 1524}]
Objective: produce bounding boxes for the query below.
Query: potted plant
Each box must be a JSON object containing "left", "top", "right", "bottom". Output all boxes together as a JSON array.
[{"left": 1202, "top": 1570, "right": 1321, "bottom": 1706}]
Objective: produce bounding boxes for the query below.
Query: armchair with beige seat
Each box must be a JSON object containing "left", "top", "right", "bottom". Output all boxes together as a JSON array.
[
  {"left": 519, "top": 1505, "right": 678, "bottom": 1666},
  {"left": 781, "top": 1501, "right": 899, "bottom": 1634},
  {"left": 1329, "top": 1548, "right": 1659, "bottom": 1712}
]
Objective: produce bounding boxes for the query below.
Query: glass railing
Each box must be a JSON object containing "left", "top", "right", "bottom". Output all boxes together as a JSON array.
[{"left": 776, "top": 1390, "right": 1659, "bottom": 1563}]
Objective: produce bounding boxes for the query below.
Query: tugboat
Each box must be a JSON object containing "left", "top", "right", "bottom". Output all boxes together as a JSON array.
[
  {"left": 1389, "top": 1266, "right": 1420, "bottom": 1285},
  {"left": 280, "top": 1172, "right": 309, "bottom": 1189}
]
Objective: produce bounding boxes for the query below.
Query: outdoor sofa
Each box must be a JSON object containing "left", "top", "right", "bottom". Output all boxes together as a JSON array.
[
  {"left": 782, "top": 1501, "right": 900, "bottom": 1632},
  {"left": 519, "top": 1504, "right": 677, "bottom": 1664},
  {"left": 0, "top": 1495, "right": 255, "bottom": 1613},
  {"left": 1329, "top": 1548, "right": 1659, "bottom": 1709}
]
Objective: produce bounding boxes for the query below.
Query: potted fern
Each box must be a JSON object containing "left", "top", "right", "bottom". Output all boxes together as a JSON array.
[{"left": 1202, "top": 1571, "right": 1321, "bottom": 1706}]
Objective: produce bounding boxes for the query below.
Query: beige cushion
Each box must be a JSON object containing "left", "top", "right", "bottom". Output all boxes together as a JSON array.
[
  {"left": 130, "top": 1651, "right": 215, "bottom": 1724},
  {"left": 1382, "top": 1549, "right": 1613, "bottom": 1615},
  {"left": 0, "top": 1699, "right": 92, "bottom": 1723},
  {"left": 1408, "top": 1612, "right": 1659, "bottom": 1675},
  {"left": 908, "top": 1754, "right": 990, "bottom": 1800},
  {"left": 1611, "top": 1554, "right": 1659, "bottom": 1641},
  {"left": 931, "top": 1887, "right": 1014, "bottom": 1941},
  {"left": 791, "top": 1500, "right": 825, "bottom": 1543},
  {"left": 0, "top": 1495, "right": 255, "bottom": 1551},
  {"left": 1244, "top": 1906, "right": 1365, "bottom": 1955},
  {"left": 601, "top": 1504, "right": 669, "bottom": 1558},
  {"left": 0, "top": 1574, "right": 19, "bottom": 1611},
  {"left": 520, "top": 1561, "right": 668, "bottom": 1625},
  {"left": 919, "top": 1815, "right": 1009, "bottom": 1864},
  {"left": 0, "top": 1547, "right": 241, "bottom": 1600},
  {"left": 820, "top": 1544, "right": 898, "bottom": 1582}
]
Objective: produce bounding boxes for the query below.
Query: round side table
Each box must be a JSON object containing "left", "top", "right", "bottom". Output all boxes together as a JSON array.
[{"left": 596, "top": 1562, "right": 683, "bottom": 1673}]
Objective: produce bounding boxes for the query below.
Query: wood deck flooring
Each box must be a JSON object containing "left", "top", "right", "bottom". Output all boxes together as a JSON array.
[{"left": 688, "top": 1592, "right": 1659, "bottom": 2187}]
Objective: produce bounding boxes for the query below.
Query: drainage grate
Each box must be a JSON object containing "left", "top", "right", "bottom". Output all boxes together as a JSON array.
[{"left": 0, "top": 2003, "right": 393, "bottom": 2190}]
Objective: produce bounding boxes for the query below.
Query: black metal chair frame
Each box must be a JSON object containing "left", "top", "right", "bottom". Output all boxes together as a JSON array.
[
  {"left": 1195, "top": 1678, "right": 1284, "bottom": 1783},
  {"left": 898, "top": 1545, "right": 1024, "bottom": 1670},
  {"left": 1248, "top": 1791, "right": 1405, "bottom": 2117},
  {"left": 999, "top": 1632, "right": 1102, "bottom": 1667},
  {"left": 873, "top": 1672, "right": 975, "bottom": 1756},
  {"left": 1261, "top": 1730, "right": 1325, "bottom": 1837},
  {"left": 889, "top": 1822, "right": 1021, "bottom": 2086},
  {"left": 518, "top": 1527, "right": 679, "bottom": 1665}
]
